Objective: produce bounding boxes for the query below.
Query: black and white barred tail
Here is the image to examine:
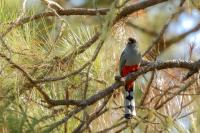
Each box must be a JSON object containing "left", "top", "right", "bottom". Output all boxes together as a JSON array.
[{"left": 124, "top": 87, "right": 136, "bottom": 119}]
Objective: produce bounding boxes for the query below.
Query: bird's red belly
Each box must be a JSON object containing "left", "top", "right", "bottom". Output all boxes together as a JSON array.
[{"left": 122, "top": 65, "right": 139, "bottom": 90}]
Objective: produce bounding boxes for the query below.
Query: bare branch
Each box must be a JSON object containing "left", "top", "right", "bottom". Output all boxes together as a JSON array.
[
  {"left": 140, "top": 71, "right": 155, "bottom": 106},
  {"left": 1, "top": 0, "right": 169, "bottom": 37},
  {"left": 143, "top": 1, "right": 185, "bottom": 58}
]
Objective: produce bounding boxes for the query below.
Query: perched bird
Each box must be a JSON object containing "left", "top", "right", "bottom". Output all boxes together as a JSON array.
[{"left": 119, "top": 37, "right": 142, "bottom": 119}]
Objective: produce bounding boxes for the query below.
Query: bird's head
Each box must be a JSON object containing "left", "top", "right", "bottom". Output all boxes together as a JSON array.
[
  {"left": 128, "top": 37, "right": 136, "bottom": 43},
  {"left": 127, "top": 37, "right": 137, "bottom": 47}
]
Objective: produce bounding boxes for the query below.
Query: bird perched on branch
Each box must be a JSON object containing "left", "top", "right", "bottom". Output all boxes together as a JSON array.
[
  {"left": 42, "top": 0, "right": 64, "bottom": 11},
  {"left": 119, "top": 37, "right": 142, "bottom": 119}
]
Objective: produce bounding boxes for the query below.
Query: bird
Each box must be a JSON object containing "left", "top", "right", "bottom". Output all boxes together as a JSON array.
[{"left": 119, "top": 37, "right": 142, "bottom": 119}]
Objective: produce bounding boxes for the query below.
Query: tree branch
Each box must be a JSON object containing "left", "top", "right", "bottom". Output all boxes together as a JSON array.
[
  {"left": 143, "top": 0, "right": 185, "bottom": 58},
  {"left": 43, "top": 60, "right": 200, "bottom": 107},
  {"left": 2, "top": 0, "right": 169, "bottom": 37}
]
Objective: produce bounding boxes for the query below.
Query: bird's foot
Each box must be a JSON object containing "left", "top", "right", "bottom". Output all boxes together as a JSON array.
[
  {"left": 115, "top": 75, "right": 126, "bottom": 85},
  {"left": 115, "top": 75, "right": 121, "bottom": 81}
]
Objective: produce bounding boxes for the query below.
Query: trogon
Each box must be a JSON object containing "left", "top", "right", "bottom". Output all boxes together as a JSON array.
[{"left": 119, "top": 37, "right": 142, "bottom": 119}]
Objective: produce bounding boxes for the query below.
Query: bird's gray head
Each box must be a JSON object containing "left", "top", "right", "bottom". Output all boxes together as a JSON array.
[{"left": 127, "top": 37, "right": 136, "bottom": 47}]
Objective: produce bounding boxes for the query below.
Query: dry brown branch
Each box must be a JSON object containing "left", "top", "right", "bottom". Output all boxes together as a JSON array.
[
  {"left": 61, "top": 32, "right": 100, "bottom": 63},
  {"left": 173, "top": 97, "right": 196, "bottom": 118},
  {"left": 155, "top": 78, "right": 197, "bottom": 109},
  {"left": 34, "top": 38, "right": 104, "bottom": 84},
  {"left": 0, "top": 51, "right": 53, "bottom": 105},
  {"left": 143, "top": 0, "right": 185, "bottom": 58},
  {"left": 115, "top": 0, "right": 168, "bottom": 22},
  {"left": 144, "top": 22, "right": 200, "bottom": 61},
  {"left": 178, "top": 111, "right": 196, "bottom": 119},
  {"left": 1, "top": 8, "right": 108, "bottom": 37},
  {"left": 182, "top": 60, "right": 200, "bottom": 81},
  {"left": 44, "top": 107, "right": 84, "bottom": 132},
  {"left": 140, "top": 71, "right": 155, "bottom": 106},
  {"left": 96, "top": 120, "right": 127, "bottom": 133},
  {"left": 1, "top": 0, "right": 168, "bottom": 38},
  {"left": 73, "top": 95, "right": 111, "bottom": 133}
]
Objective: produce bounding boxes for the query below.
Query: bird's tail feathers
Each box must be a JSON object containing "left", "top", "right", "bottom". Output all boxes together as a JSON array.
[{"left": 124, "top": 87, "right": 136, "bottom": 119}]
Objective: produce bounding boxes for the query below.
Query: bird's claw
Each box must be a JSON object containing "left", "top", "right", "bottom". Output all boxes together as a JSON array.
[
  {"left": 115, "top": 75, "right": 126, "bottom": 85},
  {"left": 115, "top": 75, "right": 121, "bottom": 81}
]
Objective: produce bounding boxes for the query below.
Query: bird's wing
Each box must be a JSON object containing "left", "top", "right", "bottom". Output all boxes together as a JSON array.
[{"left": 119, "top": 50, "right": 126, "bottom": 76}]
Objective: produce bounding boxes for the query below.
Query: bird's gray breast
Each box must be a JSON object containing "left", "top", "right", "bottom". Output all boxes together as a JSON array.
[{"left": 124, "top": 47, "right": 141, "bottom": 66}]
